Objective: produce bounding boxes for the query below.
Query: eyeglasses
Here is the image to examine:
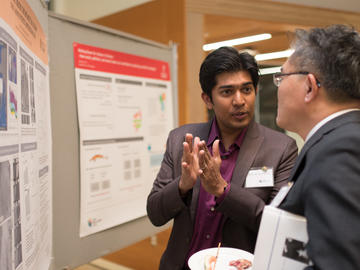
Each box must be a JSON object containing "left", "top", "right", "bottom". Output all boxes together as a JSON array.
[{"left": 273, "top": 71, "right": 310, "bottom": 87}]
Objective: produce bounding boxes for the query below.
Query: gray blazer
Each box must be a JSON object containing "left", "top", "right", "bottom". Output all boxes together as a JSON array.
[
  {"left": 147, "top": 119, "right": 298, "bottom": 270},
  {"left": 280, "top": 111, "right": 360, "bottom": 270}
]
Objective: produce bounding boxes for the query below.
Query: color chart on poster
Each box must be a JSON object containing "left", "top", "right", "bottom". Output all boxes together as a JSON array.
[{"left": 73, "top": 43, "right": 174, "bottom": 237}]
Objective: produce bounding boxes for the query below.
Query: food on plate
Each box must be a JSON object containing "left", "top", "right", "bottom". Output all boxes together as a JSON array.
[
  {"left": 229, "top": 258, "right": 252, "bottom": 269},
  {"left": 204, "top": 255, "right": 217, "bottom": 270},
  {"left": 204, "top": 255, "right": 252, "bottom": 270}
]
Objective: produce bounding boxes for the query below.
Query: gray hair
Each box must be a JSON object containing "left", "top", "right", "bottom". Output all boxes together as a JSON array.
[{"left": 289, "top": 24, "right": 360, "bottom": 103}]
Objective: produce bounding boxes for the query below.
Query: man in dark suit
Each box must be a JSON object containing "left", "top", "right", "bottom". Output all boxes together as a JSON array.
[
  {"left": 276, "top": 25, "right": 360, "bottom": 270},
  {"left": 147, "top": 46, "right": 298, "bottom": 270}
]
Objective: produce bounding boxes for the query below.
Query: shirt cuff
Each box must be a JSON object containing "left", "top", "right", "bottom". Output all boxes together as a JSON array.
[{"left": 216, "top": 183, "right": 230, "bottom": 204}]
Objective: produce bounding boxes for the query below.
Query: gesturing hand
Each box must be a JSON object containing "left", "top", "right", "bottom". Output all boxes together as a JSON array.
[
  {"left": 179, "top": 133, "right": 201, "bottom": 196},
  {"left": 198, "top": 139, "right": 227, "bottom": 197}
]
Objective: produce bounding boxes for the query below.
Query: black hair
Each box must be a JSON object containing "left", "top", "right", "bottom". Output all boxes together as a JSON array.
[{"left": 199, "top": 46, "right": 259, "bottom": 100}]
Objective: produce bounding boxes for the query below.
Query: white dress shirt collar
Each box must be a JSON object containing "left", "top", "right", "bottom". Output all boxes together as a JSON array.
[{"left": 305, "top": 108, "right": 360, "bottom": 142}]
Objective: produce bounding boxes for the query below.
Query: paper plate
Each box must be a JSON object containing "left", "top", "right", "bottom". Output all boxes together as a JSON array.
[{"left": 188, "top": 247, "right": 254, "bottom": 270}]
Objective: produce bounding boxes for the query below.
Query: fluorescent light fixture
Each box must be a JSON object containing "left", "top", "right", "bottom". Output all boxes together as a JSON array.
[
  {"left": 255, "top": 49, "right": 294, "bottom": 61},
  {"left": 259, "top": 66, "right": 281, "bottom": 75},
  {"left": 203, "top": 33, "right": 272, "bottom": 51}
]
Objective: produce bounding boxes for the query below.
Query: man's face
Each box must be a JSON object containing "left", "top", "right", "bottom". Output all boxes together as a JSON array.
[
  {"left": 276, "top": 59, "right": 306, "bottom": 132},
  {"left": 203, "top": 70, "right": 256, "bottom": 136}
]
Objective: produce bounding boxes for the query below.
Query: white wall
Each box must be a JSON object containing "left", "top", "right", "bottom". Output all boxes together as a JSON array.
[
  {"left": 50, "top": 0, "right": 153, "bottom": 21},
  {"left": 266, "top": 0, "right": 360, "bottom": 13},
  {"left": 51, "top": 0, "right": 360, "bottom": 22}
]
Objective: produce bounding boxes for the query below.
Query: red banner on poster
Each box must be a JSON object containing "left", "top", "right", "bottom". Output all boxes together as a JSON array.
[{"left": 73, "top": 42, "right": 170, "bottom": 81}]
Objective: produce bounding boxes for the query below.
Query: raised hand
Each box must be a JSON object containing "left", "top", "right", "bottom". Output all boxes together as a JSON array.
[
  {"left": 198, "top": 139, "right": 227, "bottom": 197},
  {"left": 179, "top": 133, "right": 201, "bottom": 196}
]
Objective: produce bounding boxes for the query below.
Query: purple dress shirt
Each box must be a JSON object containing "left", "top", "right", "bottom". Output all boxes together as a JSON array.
[{"left": 185, "top": 118, "right": 247, "bottom": 263}]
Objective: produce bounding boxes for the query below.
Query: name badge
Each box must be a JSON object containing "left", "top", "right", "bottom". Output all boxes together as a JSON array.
[{"left": 245, "top": 166, "right": 274, "bottom": 188}]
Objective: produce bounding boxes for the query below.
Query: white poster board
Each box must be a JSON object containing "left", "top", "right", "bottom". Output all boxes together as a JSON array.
[
  {"left": 0, "top": 1, "right": 52, "bottom": 270},
  {"left": 49, "top": 12, "right": 177, "bottom": 269},
  {"left": 73, "top": 42, "right": 174, "bottom": 237}
]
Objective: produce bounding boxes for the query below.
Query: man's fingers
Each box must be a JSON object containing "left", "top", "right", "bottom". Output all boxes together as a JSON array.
[
  {"left": 183, "top": 142, "right": 190, "bottom": 155},
  {"left": 199, "top": 140, "right": 212, "bottom": 163},
  {"left": 197, "top": 142, "right": 210, "bottom": 170},
  {"left": 181, "top": 161, "right": 193, "bottom": 178},
  {"left": 182, "top": 161, "right": 188, "bottom": 169},
  {"left": 199, "top": 149, "right": 206, "bottom": 168},
  {"left": 185, "top": 133, "right": 193, "bottom": 152},
  {"left": 213, "top": 139, "right": 221, "bottom": 160},
  {"left": 182, "top": 142, "right": 191, "bottom": 164},
  {"left": 193, "top": 136, "right": 200, "bottom": 153}
]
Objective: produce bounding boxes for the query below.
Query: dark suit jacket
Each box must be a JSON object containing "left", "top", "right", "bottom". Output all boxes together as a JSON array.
[
  {"left": 147, "top": 119, "right": 298, "bottom": 270},
  {"left": 280, "top": 111, "right": 360, "bottom": 270}
]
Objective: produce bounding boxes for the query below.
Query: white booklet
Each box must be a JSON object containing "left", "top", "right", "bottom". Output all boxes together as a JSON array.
[{"left": 252, "top": 206, "right": 312, "bottom": 270}]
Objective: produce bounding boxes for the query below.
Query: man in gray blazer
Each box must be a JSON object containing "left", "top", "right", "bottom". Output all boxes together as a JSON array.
[
  {"left": 147, "top": 47, "right": 298, "bottom": 270},
  {"left": 276, "top": 25, "right": 360, "bottom": 270}
]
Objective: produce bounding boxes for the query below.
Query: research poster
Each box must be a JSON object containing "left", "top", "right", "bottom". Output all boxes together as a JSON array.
[
  {"left": 73, "top": 43, "right": 174, "bottom": 237},
  {"left": 0, "top": 1, "right": 52, "bottom": 270}
]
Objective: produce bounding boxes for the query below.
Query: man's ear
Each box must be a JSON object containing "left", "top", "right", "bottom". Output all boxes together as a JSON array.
[
  {"left": 304, "top": 74, "right": 320, "bottom": 103},
  {"left": 201, "top": 92, "right": 213, "bottom": 110}
]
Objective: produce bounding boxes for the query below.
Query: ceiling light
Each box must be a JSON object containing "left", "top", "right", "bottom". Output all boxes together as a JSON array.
[
  {"left": 203, "top": 33, "right": 272, "bottom": 51},
  {"left": 259, "top": 66, "right": 281, "bottom": 75},
  {"left": 255, "top": 49, "right": 294, "bottom": 61}
]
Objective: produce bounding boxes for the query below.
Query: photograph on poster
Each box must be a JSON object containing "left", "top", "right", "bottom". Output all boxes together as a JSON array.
[
  {"left": 14, "top": 222, "right": 23, "bottom": 268},
  {"left": 13, "top": 158, "right": 23, "bottom": 269},
  {"left": 0, "top": 160, "right": 11, "bottom": 221},
  {"left": 8, "top": 47, "right": 16, "bottom": 84},
  {"left": 19, "top": 55, "right": 37, "bottom": 127},
  {"left": 0, "top": 40, "right": 8, "bottom": 131},
  {"left": 30, "top": 67, "right": 36, "bottom": 123},
  {"left": 21, "top": 59, "right": 30, "bottom": 125},
  {"left": 0, "top": 160, "right": 11, "bottom": 270},
  {"left": 9, "top": 84, "right": 17, "bottom": 120},
  {"left": 0, "top": 219, "right": 12, "bottom": 270}
]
